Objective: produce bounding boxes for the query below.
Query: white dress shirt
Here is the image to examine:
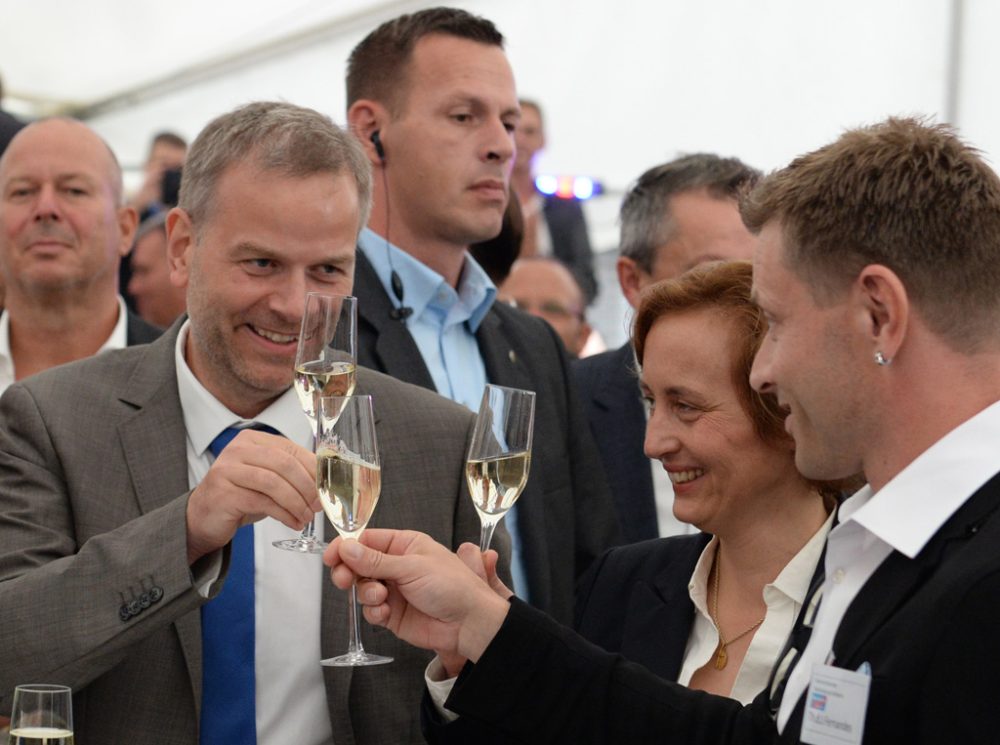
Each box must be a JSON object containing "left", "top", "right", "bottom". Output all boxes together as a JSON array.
[
  {"left": 777, "top": 398, "right": 1000, "bottom": 732},
  {"left": 174, "top": 322, "right": 334, "bottom": 745},
  {"left": 679, "top": 512, "right": 834, "bottom": 704},
  {"left": 0, "top": 295, "right": 129, "bottom": 395}
]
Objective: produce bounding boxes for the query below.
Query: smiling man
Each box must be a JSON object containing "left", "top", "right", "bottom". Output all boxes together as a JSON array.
[
  {"left": 323, "top": 116, "right": 1000, "bottom": 744},
  {"left": 0, "top": 118, "right": 161, "bottom": 394},
  {"left": 0, "top": 101, "right": 491, "bottom": 745},
  {"left": 346, "top": 6, "right": 619, "bottom": 627}
]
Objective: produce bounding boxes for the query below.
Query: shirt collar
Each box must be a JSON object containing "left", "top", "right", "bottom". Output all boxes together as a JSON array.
[
  {"left": 0, "top": 295, "right": 129, "bottom": 380},
  {"left": 358, "top": 227, "right": 496, "bottom": 332},
  {"left": 688, "top": 509, "right": 834, "bottom": 612},
  {"left": 844, "top": 398, "right": 1000, "bottom": 558},
  {"left": 174, "top": 320, "right": 313, "bottom": 454}
]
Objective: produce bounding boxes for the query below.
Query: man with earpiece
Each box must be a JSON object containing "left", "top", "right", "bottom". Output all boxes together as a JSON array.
[{"left": 345, "top": 7, "right": 621, "bottom": 633}]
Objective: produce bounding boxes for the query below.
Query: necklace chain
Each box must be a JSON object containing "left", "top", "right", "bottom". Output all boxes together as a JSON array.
[{"left": 708, "top": 556, "right": 765, "bottom": 670}]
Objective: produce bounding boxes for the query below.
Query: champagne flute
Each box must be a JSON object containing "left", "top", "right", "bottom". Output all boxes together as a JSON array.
[
  {"left": 466, "top": 384, "right": 536, "bottom": 552},
  {"left": 8, "top": 684, "right": 74, "bottom": 744},
  {"left": 317, "top": 394, "right": 392, "bottom": 666},
  {"left": 273, "top": 293, "right": 357, "bottom": 553}
]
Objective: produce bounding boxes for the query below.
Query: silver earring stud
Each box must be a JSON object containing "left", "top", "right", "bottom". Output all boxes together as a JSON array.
[{"left": 874, "top": 351, "right": 891, "bottom": 366}]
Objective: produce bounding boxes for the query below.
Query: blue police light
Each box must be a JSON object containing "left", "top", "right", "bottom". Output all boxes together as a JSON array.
[{"left": 534, "top": 174, "right": 603, "bottom": 201}]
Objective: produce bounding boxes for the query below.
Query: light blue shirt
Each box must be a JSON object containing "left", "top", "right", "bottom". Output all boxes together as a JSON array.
[{"left": 358, "top": 228, "right": 530, "bottom": 601}]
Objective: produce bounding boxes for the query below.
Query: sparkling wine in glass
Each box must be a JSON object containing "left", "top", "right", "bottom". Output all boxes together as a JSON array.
[
  {"left": 273, "top": 293, "right": 357, "bottom": 554},
  {"left": 317, "top": 394, "right": 392, "bottom": 666},
  {"left": 466, "top": 384, "right": 536, "bottom": 552},
  {"left": 8, "top": 684, "right": 74, "bottom": 744}
]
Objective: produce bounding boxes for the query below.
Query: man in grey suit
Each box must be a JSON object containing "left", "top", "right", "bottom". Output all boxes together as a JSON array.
[
  {"left": 0, "top": 101, "right": 491, "bottom": 744},
  {"left": 345, "top": 6, "right": 620, "bottom": 627},
  {"left": 0, "top": 118, "right": 161, "bottom": 398}
]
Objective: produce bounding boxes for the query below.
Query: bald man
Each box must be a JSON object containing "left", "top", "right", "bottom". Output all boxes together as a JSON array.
[
  {"left": 0, "top": 118, "right": 161, "bottom": 393},
  {"left": 499, "top": 257, "right": 591, "bottom": 357}
]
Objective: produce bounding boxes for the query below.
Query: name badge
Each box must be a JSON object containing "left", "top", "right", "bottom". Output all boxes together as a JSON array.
[{"left": 800, "top": 663, "right": 871, "bottom": 745}]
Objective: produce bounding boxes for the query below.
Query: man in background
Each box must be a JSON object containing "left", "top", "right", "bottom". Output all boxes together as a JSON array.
[
  {"left": 127, "top": 212, "right": 187, "bottom": 328},
  {"left": 346, "top": 6, "right": 619, "bottom": 625},
  {"left": 511, "top": 98, "right": 597, "bottom": 302},
  {"left": 574, "top": 154, "right": 759, "bottom": 542},
  {"left": 499, "top": 256, "right": 591, "bottom": 357},
  {"left": 0, "top": 118, "right": 161, "bottom": 395}
]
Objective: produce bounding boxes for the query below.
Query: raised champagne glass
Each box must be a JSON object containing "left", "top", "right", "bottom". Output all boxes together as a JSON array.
[
  {"left": 8, "top": 684, "right": 74, "bottom": 744},
  {"left": 466, "top": 384, "right": 536, "bottom": 552},
  {"left": 317, "top": 394, "right": 392, "bottom": 666},
  {"left": 273, "top": 293, "right": 357, "bottom": 553}
]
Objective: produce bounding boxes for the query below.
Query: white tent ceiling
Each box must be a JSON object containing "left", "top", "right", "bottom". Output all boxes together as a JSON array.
[{"left": 3, "top": 0, "right": 999, "bottom": 341}]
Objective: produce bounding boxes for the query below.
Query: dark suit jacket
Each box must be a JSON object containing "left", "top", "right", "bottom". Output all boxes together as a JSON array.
[
  {"left": 543, "top": 196, "right": 597, "bottom": 303},
  {"left": 421, "top": 534, "right": 709, "bottom": 744},
  {"left": 354, "top": 251, "right": 621, "bottom": 625},
  {"left": 441, "top": 470, "right": 1000, "bottom": 744},
  {"left": 126, "top": 308, "right": 163, "bottom": 345},
  {"left": 0, "top": 321, "right": 485, "bottom": 745},
  {"left": 573, "top": 343, "right": 658, "bottom": 543},
  {"left": 574, "top": 534, "right": 709, "bottom": 680}
]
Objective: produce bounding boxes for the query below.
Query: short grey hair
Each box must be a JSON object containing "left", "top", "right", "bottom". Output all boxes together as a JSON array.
[
  {"left": 619, "top": 153, "right": 760, "bottom": 272},
  {"left": 179, "top": 101, "right": 372, "bottom": 234}
]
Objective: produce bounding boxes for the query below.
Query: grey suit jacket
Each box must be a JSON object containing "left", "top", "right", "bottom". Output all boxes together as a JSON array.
[
  {"left": 354, "top": 251, "right": 621, "bottom": 625},
  {"left": 0, "top": 321, "right": 484, "bottom": 745}
]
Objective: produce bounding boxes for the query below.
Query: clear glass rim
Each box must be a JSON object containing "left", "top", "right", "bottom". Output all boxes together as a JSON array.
[{"left": 14, "top": 684, "right": 72, "bottom": 694}]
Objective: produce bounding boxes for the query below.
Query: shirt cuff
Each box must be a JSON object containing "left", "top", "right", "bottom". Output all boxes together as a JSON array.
[
  {"left": 192, "top": 549, "right": 224, "bottom": 598},
  {"left": 424, "top": 656, "right": 460, "bottom": 723}
]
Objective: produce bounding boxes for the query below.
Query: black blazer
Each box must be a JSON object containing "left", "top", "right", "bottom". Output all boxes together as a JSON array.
[
  {"left": 542, "top": 196, "right": 597, "bottom": 303},
  {"left": 353, "top": 252, "right": 621, "bottom": 625},
  {"left": 574, "top": 533, "right": 709, "bottom": 681},
  {"left": 573, "top": 343, "right": 658, "bottom": 543},
  {"left": 441, "top": 470, "right": 1000, "bottom": 744},
  {"left": 126, "top": 310, "right": 164, "bottom": 346}
]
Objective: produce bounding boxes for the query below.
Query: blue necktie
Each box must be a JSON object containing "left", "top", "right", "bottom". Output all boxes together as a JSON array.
[{"left": 200, "top": 423, "right": 279, "bottom": 745}]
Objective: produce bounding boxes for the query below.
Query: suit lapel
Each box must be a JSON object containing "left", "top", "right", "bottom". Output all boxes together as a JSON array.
[
  {"left": 115, "top": 324, "right": 205, "bottom": 708},
  {"left": 832, "top": 473, "right": 1000, "bottom": 667},
  {"left": 354, "top": 250, "right": 436, "bottom": 390},
  {"left": 475, "top": 309, "right": 551, "bottom": 605},
  {"left": 619, "top": 538, "right": 706, "bottom": 679}
]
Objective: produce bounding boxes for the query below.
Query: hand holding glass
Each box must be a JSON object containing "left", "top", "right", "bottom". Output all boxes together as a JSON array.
[
  {"left": 466, "top": 384, "right": 536, "bottom": 551},
  {"left": 274, "top": 292, "right": 357, "bottom": 553},
  {"left": 317, "top": 394, "right": 392, "bottom": 666},
  {"left": 8, "top": 684, "right": 74, "bottom": 744}
]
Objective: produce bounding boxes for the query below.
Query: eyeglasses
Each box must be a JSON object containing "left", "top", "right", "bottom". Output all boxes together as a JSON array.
[{"left": 506, "top": 297, "right": 585, "bottom": 321}]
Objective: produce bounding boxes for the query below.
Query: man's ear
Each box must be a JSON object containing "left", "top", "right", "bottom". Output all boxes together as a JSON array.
[
  {"left": 166, "top": 207, "right": 195, "bottom": 289},
  {"left": 617, "top": 256, "right": 648, "bottom": 310},
  {"left": 855, "top": 263, "right": 909, "bottom": 361},
  {"left": 116, "top": 205, "right": 139, "bottom": 257},
  {"left": 348, "top": 100, "right": 389, "bottom": 167}
]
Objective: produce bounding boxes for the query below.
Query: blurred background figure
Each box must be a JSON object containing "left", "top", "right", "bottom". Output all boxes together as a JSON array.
[
  {"left": 122, "top": 130, "right": 187, "bottom": 310},
  {"left": 469, "top": 194, "right": 523, "bottom": 286},
  {"left": 0, "top": 118, "right": 160, "bottom": 396},
  {"left": 129, "top": 131, "right": 187, "bottom": 220},
  {"left": 499, "top": 256, "right": 591, "bottom": 357},
  {"left": 127, "top": 212, "right": 186, "bottom": 329},
  {"left": 0, "top": 73, "right": 25, "bottom": 158},
  {"left": 575, "top": 154, "right": 760, "bottom": 543},
  {"left": 511, "top": 99, "right": 598, "bottom": 303}
]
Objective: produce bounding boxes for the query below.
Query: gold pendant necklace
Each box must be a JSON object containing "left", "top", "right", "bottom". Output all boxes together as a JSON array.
[{"left": 709, "top": 555, "right": 765, "bottom": 670}]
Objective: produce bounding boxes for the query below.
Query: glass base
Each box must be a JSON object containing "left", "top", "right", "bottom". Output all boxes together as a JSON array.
[
  {"left": 321, "top": 652, "right": 393, "bottom": 667},
  {"left": 272, "top": 536, "right": 328, "bottom": 554}
]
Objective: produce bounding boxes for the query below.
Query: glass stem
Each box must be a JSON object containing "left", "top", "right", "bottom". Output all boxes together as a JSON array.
[
  {"left": 347, "top": 582, "right": 365, "bottom": 656},
  {"left": 300, "top": 515, "right": 317, "bottom": 541},
  {"left": 479, "top": 519, "right": 498, "bottom": 552}
]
